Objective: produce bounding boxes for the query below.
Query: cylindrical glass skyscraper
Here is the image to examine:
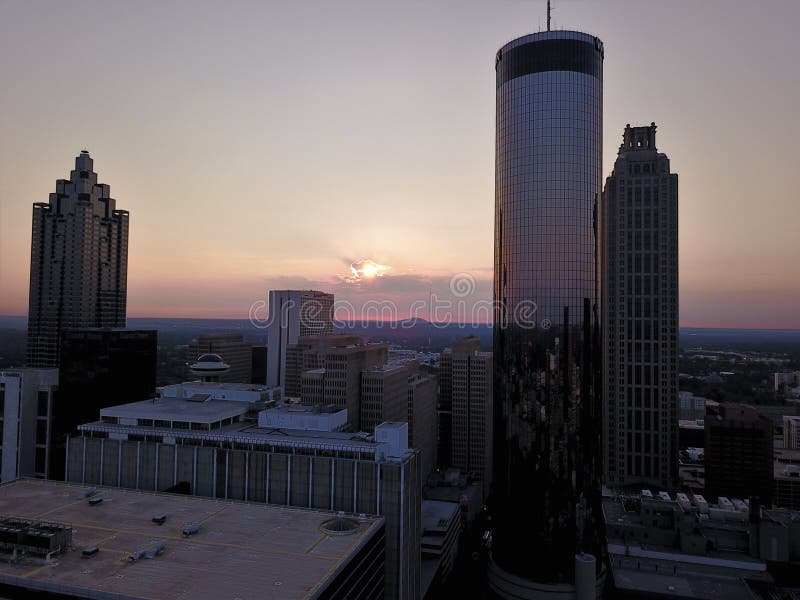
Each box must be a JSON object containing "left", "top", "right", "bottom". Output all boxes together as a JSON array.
[{"left": 490, "top": 31, "right": 606, "bottom": 596}]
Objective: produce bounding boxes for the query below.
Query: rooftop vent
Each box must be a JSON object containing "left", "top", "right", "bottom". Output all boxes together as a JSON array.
[
  {"left": 321, "top": 512, "right": 360, "bottom": 536},
  {"left": 128, "top": 541, "right": 165, "bottom": 562}
]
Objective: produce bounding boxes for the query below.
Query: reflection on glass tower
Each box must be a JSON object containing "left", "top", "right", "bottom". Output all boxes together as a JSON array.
[{"left": 490, "top": 31, "right": 607, "bottom": 598}]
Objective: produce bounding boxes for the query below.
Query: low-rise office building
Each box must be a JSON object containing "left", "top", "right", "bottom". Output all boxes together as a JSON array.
[
  {"left": 66, "top": 397, "right": 420, "bottom": 600},
  {"left": 420, "top": 499, "right": 461, "bottom": 594},
  {"left": 603, "top": 489, "right": 800, "bottom": 598}
]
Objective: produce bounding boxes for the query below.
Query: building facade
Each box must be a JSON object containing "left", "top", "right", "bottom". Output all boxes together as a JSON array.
[
  {"left": 27, "top": 151, "right": 128, "bottom": 367},
  {"left": 440, "top": 338, "right": 492, "bottom": 498},
  {"left": 266, "top": 290, "right": 334, "bottom": 388},
  {"left": 52, "top": 329, "right": 156, "bottom": 479},
  {"left": 491, "top": 30, "right": 606, "bottom": 594},
  {"left": 408, "top": 372, "right": 437, "bottom": 484},
  {"left": 289, "top": 335, "right": 386, "bottom": 431},
  {"left": 784, "top": 415, "right": 800, "bottom": 449},
  {"left": 705, "top": 404, "right": 774, "bottom": 505},
  {"left": 187, "top": 333, "right": 252, "bottom": 383},
  {"left": 0, "top": 369, "right": 58, "bottom": 481},
  {"left": 361, "top": 364, "right": 414, "bottom": 434},
  {"left": 602, "top": 123, "right": 679, "bottom": 489}
]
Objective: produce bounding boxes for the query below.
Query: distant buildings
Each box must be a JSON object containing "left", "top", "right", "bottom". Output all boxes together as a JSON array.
[
  {"left": 67, "top": 384, "right": 420, "bottom": 600},
  {"left": 266, "top": 290, "right": 334, "bottom": 388},
  {"left": 286, "top": 334, "right": 438, "bottom": 481},
  {"left": 250, "top": 345, "right": 267, "bottom": 385},
  {"left": 603, "top": 123, "right": 679, "bottom": 490},
  {"left": 705, "top": 404, "right": 773, "bottom": 505},
  {"left": 774, "top": 371, "right": 800, "bottom": 397},
  {"left": 291, "top": 334, "right": 386, "bottom": 431},
  {"left": 52, "top": 328, "right": 156, "bottom": 479},
  {"left": 603, "top": 488, "right": 800, "bottom": 598},
  {"left": 784, "top": 415, "right": 800, "bottom": 449},
  {"left": 679, "top": 391, "right": 709, "bottom": 421},
  {"left": 774, "top": 448, "right": 800, "bottom": 510},
  {"left": 27, "top": 151, "right": 128, "bottom": 368},
  {"left": 439, "top": 337, "right": 492, "bottom": 499},
  {"left": 0, "top": 368, "right": 58, "bottom": 481},
  {"left": 491, "top": 29, "right": 605, "bottom": 595},
  {"left": 187, "top": 333, "right": 252, "bottom": 383}
]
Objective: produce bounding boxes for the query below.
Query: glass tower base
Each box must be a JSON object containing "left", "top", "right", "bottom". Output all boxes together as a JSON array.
[{"left": 487, "top": 553, "right": 606, "bottom": 600}]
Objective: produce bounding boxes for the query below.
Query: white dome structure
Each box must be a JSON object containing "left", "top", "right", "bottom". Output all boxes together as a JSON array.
[{"left": 189, "top": 354, "right": 230, "bottom": 382}]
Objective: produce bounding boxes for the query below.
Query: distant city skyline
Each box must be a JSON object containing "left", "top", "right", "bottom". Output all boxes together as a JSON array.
[{"left": 1, "top": 1, "right": 799, "bottom": 328}]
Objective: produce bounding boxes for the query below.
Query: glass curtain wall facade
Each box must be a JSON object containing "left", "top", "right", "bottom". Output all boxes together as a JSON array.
[{"left": 492, "top": 31, "right": 606, "bottom": 586}]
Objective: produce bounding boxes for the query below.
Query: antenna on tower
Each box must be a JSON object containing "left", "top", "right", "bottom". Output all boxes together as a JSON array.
[{"left": 547, "top": 0, "right": 552, "bottom": 31}]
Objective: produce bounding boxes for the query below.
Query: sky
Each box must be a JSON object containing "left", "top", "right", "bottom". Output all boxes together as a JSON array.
[{"left": 1, "top": 0, "right": 798, "bottom": 328}]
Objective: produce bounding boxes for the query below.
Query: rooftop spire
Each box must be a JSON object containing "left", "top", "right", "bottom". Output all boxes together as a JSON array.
[{"left": 547, "top": 0, "right": 551, "bottom": 31}]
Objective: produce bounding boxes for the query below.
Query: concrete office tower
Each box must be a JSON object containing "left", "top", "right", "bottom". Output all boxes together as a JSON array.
[
  {"left": 188, "top": 334, "right": 252, "bottom": 383},
  {"left": 361, "top": 363, "right": 415, "bottom": 433},
  {"left": 705, "top": 404, "right": 774, "bottom": 505},
  {"left": 27, "top": 151, "right": 128, "bottom": 367},
  {"left": 0, "top": 369, "right": 58, "bottom": 482},
  {"left": 362, "top": 361, "right": 438, "bottom": 482},
  {"left": 784, "top": 416, "right": 800, "bottom": 450},
  {"left": 439, "top": 337, "right": 493, "bottom": 500},
  {"left": 266, "top": 290, "right": 334, "bottom": 388},
  {"left": 408, "top": 371, "right": 437, "bottom": 484},
  {"left": 491, "top": 31, "right": 606, "bottom": 597},
  {"left": 293, "top": 335, "right": 387, "bottom": 430},
  {"left": 602, "top": 123, "right": 679, "bottom": 489}
]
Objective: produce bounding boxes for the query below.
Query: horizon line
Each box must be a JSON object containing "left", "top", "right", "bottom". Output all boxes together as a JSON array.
[{"left": 0, "top": 314, "right": 798, "bottom": 332}]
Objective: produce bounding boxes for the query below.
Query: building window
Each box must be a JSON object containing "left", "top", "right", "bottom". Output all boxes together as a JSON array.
[{"left": 37, "top": 391, "right": 49, "bottom": 416}]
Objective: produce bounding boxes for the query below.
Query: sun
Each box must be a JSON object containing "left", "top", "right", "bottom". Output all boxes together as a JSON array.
[{"left": 349, "top": 259, "right": 391, "bottom": 282}]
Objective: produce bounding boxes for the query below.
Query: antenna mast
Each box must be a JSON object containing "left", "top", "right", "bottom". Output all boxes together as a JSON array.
[{"left": 547, "top": 0, "right": 551, "bottom": 31}]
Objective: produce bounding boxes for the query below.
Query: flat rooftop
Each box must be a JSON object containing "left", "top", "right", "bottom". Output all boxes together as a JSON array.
[
  {"left": 101, "top": 397, "right": 250, "bottom": 423},
  {"left": 263, "top": 403, "right": 345, "bottom": 415},
  {"left": 421, "top": 500, "right": 459, "bottom": 533},
  {"left": 362, "top": 362, "right": 412, "bottom": 374},
  {"left": 612, "top": 566, "right": 760, "bottom": 600},
  {"left": 163, "top": 381, "right": 277, "bottom": 392},
  {"left": 0, "top": 479, "right": 383, "bottom": 600},
  {"left": 79, "top": 420, "right": 388, "bottom": 456}
]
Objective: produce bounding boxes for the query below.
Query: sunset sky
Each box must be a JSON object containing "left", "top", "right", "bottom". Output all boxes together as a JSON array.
[{"left": 1, "top": 0, "right": 798, "bottom": 328}]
